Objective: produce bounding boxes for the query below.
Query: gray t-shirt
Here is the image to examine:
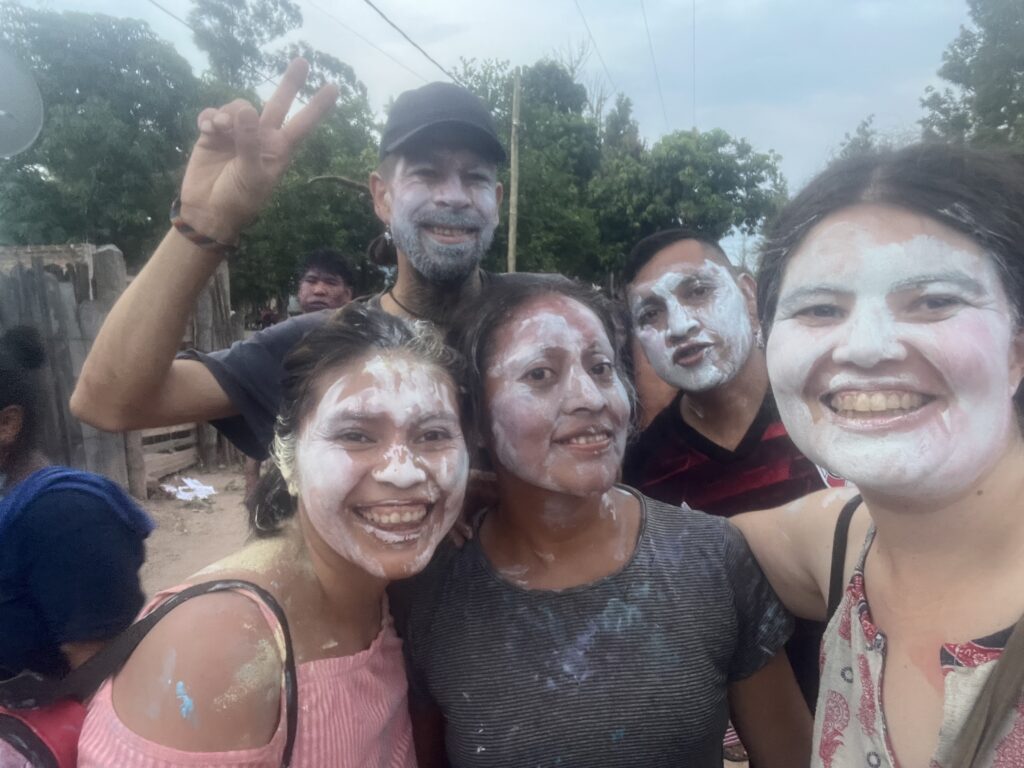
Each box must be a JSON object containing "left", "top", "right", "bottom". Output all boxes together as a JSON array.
[{"left": 392, "top": 489, "right": 792, "bottom": 767}]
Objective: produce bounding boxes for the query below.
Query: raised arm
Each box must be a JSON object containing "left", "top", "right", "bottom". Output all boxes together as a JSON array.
[{"left": 71, "top": 59, "right": 338, "bottom": 432}]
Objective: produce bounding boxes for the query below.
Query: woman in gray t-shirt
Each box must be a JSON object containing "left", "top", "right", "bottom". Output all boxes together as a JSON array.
[{"left": 395, "top": 273, "right": 811, "bottom": 768}]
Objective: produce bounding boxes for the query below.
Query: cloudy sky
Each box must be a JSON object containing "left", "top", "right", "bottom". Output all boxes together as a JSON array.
[{"left": 32, "top": 0, "right": 970, "bottom": 189}]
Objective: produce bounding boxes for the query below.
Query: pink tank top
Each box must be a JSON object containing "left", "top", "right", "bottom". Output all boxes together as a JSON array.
[
  {"left": 78, "top": 583, "right": 416, "bottom": 768},
  {"left": 814, "top": 527, "right": 1024, "bottom": 768}
]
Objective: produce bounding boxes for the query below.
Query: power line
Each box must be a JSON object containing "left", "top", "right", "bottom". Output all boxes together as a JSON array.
[
  {"left": 143, "top": 0, "right": 308, "bottom": 105},
  {"left": 358, "top": 0, "right": 462, "bottom": 85},
  {"left": 301, "top": 0, "right": 429, "bottom": 83},
  {"left": 571, "top": 0, "right": 618, "bottom": 94},
  {"left": 640, "top": 0, "right": 670, "bottom": 132}
]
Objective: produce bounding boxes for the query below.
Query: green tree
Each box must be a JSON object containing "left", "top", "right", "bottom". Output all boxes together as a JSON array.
[
  {"left": 590, "top": 129, "right": 786, "bottom": 276},
  {"left": 920, "top": 0, "right": 1024, "bottom": 146},
  {"left": 188, "top": 0, "right": 301, "bottom": 89},
  {"left": 0, "top": 3, "right": 201, "bottom": 262},
  {"left": 837, "top": 114, "right": 879, "bottom": 159},
  {"left": 457, "top": 56, "right": 785, "bottom": 282},
  {"left": 603, "top": 95, "right": 644, "bottom": 158},
  {"left": 186, "top": 0, "right": 381, "bottom": 309}
]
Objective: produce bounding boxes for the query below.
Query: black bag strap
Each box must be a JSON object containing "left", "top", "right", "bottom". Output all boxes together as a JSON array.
[
  {"left": 0, "top": 579, "right": 299, "bottom": 768},
  {"left": 826, "top": 495, "right": 862, "bottom": 622}
]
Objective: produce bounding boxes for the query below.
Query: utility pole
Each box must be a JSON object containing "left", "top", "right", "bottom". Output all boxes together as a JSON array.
[{"left": 507, "top": 68, "right": 521, "bottom": 273}]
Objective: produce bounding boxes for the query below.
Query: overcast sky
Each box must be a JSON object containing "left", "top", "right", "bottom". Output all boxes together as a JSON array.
[{"left": 31, "top": 0, "right": 970, "bottom": 189}]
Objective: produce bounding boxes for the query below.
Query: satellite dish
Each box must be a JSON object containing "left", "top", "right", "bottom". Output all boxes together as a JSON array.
[{"left": 0, "top": 46, "right": 44, "bottom": 158}]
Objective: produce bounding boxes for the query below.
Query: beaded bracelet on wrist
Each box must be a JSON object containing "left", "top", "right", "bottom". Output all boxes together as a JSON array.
[{"left": 169, "top": 197, "right": 239, "bottom": 255}]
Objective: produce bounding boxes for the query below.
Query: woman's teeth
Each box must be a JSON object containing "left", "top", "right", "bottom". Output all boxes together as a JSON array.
[
  {"left": 829, "top": 391, "right": 926, "bottom": 414},
  {"left": 358, "top": 505, "right": 428, "bottom": 526}
]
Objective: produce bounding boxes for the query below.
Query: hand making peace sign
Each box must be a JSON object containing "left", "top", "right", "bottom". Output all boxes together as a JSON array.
[{"left": 177, "top": 58, "right": 339, "bottom": 245}]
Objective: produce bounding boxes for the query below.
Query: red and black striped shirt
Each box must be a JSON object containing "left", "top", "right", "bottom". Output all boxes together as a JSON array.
[{"left": 623, "top": 392, "right": 831, "bottom": 518}]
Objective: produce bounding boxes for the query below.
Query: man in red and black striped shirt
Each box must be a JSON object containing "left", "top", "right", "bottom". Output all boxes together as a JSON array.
[
  {"left": 622, "top": 229, "right": 835, "bottom": 517},
  {"left": 622, "top": 229, "right": 841, "bottom": 724}
]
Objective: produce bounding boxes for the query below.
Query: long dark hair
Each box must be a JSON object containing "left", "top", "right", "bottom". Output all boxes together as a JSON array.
[
  {"left": 0, "top": 326, "right": 47, "bottom": 461},
  {"left": 249, "top": 303, "right": 464, "bottom": 536},
  {"left": 757, "top": 143, "right": 1024, "bottom": 333},
  {"left": 447, "top": 273, "right": 636, "bottom": 449}
]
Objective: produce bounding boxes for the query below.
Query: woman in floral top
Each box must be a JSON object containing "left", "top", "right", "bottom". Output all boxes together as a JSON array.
[{"left": 735, "top": 142, "right": 1024, "bottom": 768}]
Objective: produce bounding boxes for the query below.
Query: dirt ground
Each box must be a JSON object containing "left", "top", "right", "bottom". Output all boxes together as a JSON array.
[
  {"left": 139, "top": 467, "right": 749, "bottom": 767},
  {"left": 139, "top": 466, "right": 251, "bottom": 595}
]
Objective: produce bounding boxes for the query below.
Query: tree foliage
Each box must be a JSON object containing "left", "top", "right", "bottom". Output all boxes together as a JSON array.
[
  {"left": 921, "top": 0, "right": 1024, "bottom": 146},
  {"left": 188, "top": 0, "right": 301, "bottom": 89},
  {"left": 2, "top": 2, "right": 787, "bottom": 300},
  {"left": 0, "top": 3, "right": 201, "bottom": 261},
  {"left": 460, "top": 58, "right": 785, "bottom": 282}
]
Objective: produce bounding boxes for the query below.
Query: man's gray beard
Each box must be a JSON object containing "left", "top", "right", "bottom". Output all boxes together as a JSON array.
[{"left": 391, "top": 216, "right": 494, "bottom": 284}]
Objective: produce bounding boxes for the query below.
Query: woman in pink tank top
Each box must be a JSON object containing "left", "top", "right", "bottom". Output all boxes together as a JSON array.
[
  {"left": 79, "top": 303, "right": 469, "bottom": 767},
  {"left": 734, "top": 144, "right": 1024, "bottom": 767}
]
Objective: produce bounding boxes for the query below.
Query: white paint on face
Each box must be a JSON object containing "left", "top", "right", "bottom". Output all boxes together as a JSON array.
[
  {"left": 630, "top": 259, "right": 755, "bottom": 392},
  {"left": 295, "top": 352, "right": 469, "bottom": 579},
  {"left": 767, "top": 205, "right": 1023, "bottom": 501},
  {"left": 485, "top": 294, "right": 631, "bottom": 497},
  {"left": 387, "top": 148, "right": 500, "bottom": 283}
]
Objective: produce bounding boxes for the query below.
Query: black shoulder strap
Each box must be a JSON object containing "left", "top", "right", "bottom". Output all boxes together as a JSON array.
[
  {"left": 0, "top": 579, "right": 299, "bottom": 768},
  {"left": 826, "top": 495, "right": 862, "bottom": 622}
]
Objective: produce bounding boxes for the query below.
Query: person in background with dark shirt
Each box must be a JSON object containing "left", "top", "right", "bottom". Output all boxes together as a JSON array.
[
  {"left": 621, "top": 230, "right": 839, "bottom": 760},
  {"left": 0, "top": 326, "right": 153, "bottom": 681},
  {"left": 622, "top": 229, "right": 836, "bottom": 515},
  {"left": 245, "top": 247, "right": 357, "bottom": 498},
  {"left": 295, "top": 247, "right": 355, "bottom": 314}
]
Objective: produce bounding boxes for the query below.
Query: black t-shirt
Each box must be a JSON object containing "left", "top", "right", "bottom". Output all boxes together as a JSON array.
[
  {"left": 179, "top": 309, "right": 331, "bottom": 460},
  {"left": 181, "top": 273, "right": 498, "bottom": 460},
  {"left": 391, "top": 490, "right": 792, "bottom": 767},
  {"left": 0, "top": 489, "right": 147, "bottom": 679}
]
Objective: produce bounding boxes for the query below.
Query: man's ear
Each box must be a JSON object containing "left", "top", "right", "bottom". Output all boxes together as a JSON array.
[
  {"left": 737, "top": 272, "right": 759, "bottom": 324},
  {"left": 494, "top": 181, "right": 504, "bottom": 212},
  {"left": 369, "top": 171, "right": 391, "bottom": 224},
  {"left": 0, "top": 405, "right": 24, "bottom": 448}
]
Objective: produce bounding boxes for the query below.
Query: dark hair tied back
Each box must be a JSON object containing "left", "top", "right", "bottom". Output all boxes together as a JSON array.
[
  {"left": 0, "top": 325, "right": 47, "bottom": 454},
  {"left": 2, "top": 326, "right": 46, "bottom": 371}
]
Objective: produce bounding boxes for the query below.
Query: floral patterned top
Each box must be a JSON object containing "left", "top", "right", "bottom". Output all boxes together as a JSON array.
[{"left": 814, "top": 526, "right": 1024, "bottom": 768}]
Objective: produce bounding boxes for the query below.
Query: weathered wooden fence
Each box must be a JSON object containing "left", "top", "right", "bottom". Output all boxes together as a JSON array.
[{"left": 0, "top": 244, "right": 239, "bottom": 497}]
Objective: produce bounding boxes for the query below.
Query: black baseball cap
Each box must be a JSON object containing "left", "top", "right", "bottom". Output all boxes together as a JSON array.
[{"left": 379, "top": 81, "right": 506, "bottom": 164}]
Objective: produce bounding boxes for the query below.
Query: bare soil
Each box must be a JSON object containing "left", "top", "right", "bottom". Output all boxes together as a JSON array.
[{"left": 139, "top": 467, "right": 251, "bottom": 595}]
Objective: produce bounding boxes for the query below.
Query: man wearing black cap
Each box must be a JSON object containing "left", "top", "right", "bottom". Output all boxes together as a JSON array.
[
  {"left": 372, "top": 80, "right": 504, "bottom": 325},
  {"left": 71, "top": 59, "right": 506, "bottom": 460}
]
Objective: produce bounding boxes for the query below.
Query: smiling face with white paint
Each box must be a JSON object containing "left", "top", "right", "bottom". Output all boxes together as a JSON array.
[
  {"left": 767, "top": 204, "right": 1024, "bottom": 501},
  {"left": 373, "top": 145, "right": 502, "bottom": 284},
  {"left": 629, "top": 239, "right": 758, "bottom": 392},
  {"left": 484, "top": 293, "right": 632, "bottom": 497},
  {"left": 294, "top": 351, "right": 469, "bottom": 580}
]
